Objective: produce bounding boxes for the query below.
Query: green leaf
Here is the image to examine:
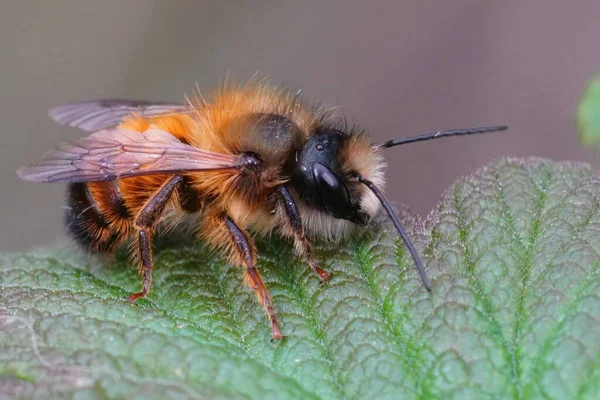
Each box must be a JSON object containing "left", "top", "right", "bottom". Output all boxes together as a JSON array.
[
  {"left": 576, "top": 72, "right": 600, "bottom": 146},
  {"left": 1, "top": 157, "right": 599, "bottom": 399}
]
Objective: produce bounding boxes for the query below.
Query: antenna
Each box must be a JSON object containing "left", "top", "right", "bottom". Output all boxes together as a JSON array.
[
  {"left": 379, "top": 125, "right": 507, "bottom": 149},
  {"left": 357, "top": 175, "right": 432, "bottom": 291}
]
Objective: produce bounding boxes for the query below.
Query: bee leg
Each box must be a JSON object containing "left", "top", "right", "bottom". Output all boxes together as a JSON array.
[
  {"left": 222, "top": 215, "right": 283, "bottom": 341},
  {"left": 277, "top": 185, "right": 331, "bottom": 282},
  {"left": 126, "top": 229, "right": 154, "bottom": 302},
  {"left": 126, "top": 175, "right": 183, "bottom": 302}
]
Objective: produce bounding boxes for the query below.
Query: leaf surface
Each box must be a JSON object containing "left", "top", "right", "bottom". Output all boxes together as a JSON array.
[{"left": 1, "top": 157, "right": 599, "bottom": 399}]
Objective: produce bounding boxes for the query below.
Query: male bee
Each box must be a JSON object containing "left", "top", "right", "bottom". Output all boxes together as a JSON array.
[{"left": 17, "top": 79, "right": 506, "bottom": 340}]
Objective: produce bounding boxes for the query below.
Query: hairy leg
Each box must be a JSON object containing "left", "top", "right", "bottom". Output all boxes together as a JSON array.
[
  {"left": 126, "top": 175, "right": 183, "bottom": 301},
  {"left": 277, "top": 185, "right": 330, "bottom": 281},
  {"left": 203, "top": 210, "right": 283, "bottom": 340}
]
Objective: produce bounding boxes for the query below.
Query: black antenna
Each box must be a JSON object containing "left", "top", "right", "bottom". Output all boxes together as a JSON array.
[
  {"left": 357, "top": 175, "right": 432, "bottom": 292},
  {"left": 378, "top": 125, "right": 507, "bottom": 149}
]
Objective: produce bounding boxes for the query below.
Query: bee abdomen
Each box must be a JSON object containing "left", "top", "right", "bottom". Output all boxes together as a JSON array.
[{"left": 64, "top": 182, "right": 124, "bottom": 252}]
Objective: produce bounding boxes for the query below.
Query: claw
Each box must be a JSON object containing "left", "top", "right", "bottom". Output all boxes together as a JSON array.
[
  {"left": 125, "top": 290, "right": 147, "bottom": 303},
  {"left": 316, "top": 266, "right": 331, "bottom": 282},
  {"left": 270, "top": 321, "right": 285, "bottom": 341}
]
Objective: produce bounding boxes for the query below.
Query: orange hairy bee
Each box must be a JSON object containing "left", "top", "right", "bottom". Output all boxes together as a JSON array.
[{"left": 17, "top": 80, "right": 506, "bottom": 340}]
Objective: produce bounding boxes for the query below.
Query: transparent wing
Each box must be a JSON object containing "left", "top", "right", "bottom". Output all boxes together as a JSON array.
[
  {"left": 49, "top": 100, "right": 191, "bottom": 131},
  {"left": 17, "top": 128, "right": 239, "bottom": 183}
]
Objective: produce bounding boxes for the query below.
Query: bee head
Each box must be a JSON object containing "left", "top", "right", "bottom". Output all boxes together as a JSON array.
[
  {"left": 292, "top": 128, "right": 385, "bottom": 226},
  {"left": 291, "top": 120, "right": 505, "bottom": 293}
]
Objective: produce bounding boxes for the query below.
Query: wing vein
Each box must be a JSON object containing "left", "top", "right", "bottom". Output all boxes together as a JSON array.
[{"left": 17, "top": 127, "right": 239, "bottom": 183}]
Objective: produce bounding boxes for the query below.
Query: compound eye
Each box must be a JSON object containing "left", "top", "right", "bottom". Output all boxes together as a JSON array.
[{"left": 312, "top": 162, "right": 353, "bottom": 219}]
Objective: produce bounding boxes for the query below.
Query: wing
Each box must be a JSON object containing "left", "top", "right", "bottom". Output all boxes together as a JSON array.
[
  {"left": 49, "top": 100, "right": 191, "bottom": 131},
  {"left": 17, "top": 128, "right": 239, "bottom": 183}
]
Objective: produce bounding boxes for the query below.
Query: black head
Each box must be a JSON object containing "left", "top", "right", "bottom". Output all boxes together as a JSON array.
[
  {"left": 292, "top": 129, "right": 370, "bottom": 225},
  {"left": 291, "top": 123, "right": 507, "bottom": 293}
]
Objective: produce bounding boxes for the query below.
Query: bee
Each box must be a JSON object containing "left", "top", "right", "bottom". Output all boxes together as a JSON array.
[{"left": 17, "top": 79, "right": 507, "bottom": 340}]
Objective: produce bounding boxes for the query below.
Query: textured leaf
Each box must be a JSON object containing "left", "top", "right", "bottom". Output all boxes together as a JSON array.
[
  {"left": 576, "top": 72, "right": 600, "bottom": 146},
  {"left": 1, "top": 157, "right": 599, "bottom": 399}
]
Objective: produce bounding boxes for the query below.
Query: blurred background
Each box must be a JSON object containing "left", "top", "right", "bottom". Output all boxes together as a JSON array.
[{"left": 2, "top": 1, "right": 599, "bottom": 250}]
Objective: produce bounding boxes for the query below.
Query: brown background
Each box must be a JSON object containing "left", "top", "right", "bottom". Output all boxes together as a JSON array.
[{"left": 2, "top": 1, "right": 598, "bottom": 250}]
